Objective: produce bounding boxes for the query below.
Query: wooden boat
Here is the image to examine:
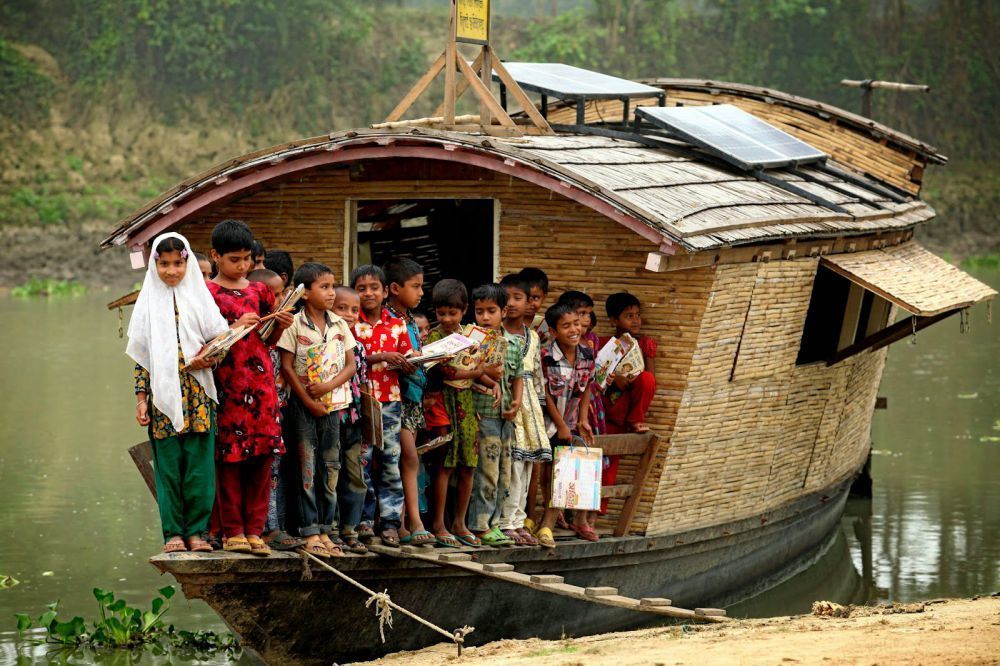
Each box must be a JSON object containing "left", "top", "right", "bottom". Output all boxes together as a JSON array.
[{"left": 103, "top": 13, "right": 996, "bottom": 662}]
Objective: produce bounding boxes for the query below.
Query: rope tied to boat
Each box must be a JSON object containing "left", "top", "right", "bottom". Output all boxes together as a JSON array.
[
  {"left": 364, "top": 589, "right": 393, "bottom": 642},
  {"left": 298, "top": 549, "right": 475, "bottom": 655}
]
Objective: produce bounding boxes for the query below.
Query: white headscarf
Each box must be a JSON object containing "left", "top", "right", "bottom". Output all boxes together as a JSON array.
[{"left": 126, "top": 232, "right": 230, "bottom": 432}]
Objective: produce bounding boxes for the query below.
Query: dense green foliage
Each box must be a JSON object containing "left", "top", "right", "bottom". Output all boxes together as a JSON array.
[{"left": 0, "top": 38, "right": 54, "bottom": 123}]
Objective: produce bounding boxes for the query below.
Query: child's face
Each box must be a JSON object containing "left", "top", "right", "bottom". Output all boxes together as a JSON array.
[
  {"left": 611, "top": 305, "right": 642, "bottom": 335},
  {"left": 576, "top": 305, "right": 594, "bottom": 332},
  {"left": 254, "top": 256, "right": 265, "bottom": 270},
  {"left": 211, "top": 248, "right": 253, "bottom": 281},
  {"left": 304, "top": 272, "right": 337, "bottom": 311},
  {"left": 155, "top": 250, "right": 187, "bottom": 287},
  {"left": 354, "top": 274, "right": 386, "bottom": 314},
  {"left": 391, "top": 273, "right": 424, "bottom": 310},
  {"left": 414, "top": 315, "right": 430, "bottom": 342},
  {"left": 526, "top": 286, "right": 546, "bottom": 318},
  {"left": 264, "top": 275, "right": 284, "bottom": 299},
  {"left": 553, "top": 312, "right": 582, "bottom": 349},
  {"left": 435, "top": 305, "right": 466, "bottom": 333},
  {"left": 198, "top": 259, "right": 212, "bottom": 280},
  {"left": 474, "top": 298, "right": 503, "bottom": 329},
  {"left": 333, "top": 291, "right": 361, "bottom": 326},
  {"left": 504, "top": 287, "right": 528, "bottom": 322}
]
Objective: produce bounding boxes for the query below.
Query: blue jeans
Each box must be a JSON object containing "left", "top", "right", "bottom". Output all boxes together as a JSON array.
[
  {"left": 367, "top": 401, "right": 403, "bottom": 530},
  {"left": 290, "top": 398, "right": 341, "bottom": 537}
]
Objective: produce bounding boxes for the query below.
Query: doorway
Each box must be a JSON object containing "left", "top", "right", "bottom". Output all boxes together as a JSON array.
[{"left": 351, "top": 198, "right": 497, "bottom": 319}]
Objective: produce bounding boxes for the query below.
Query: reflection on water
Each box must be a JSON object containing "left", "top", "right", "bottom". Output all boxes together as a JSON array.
[{"left": 0, "top": 269, "right": 996, "bottom": 654}]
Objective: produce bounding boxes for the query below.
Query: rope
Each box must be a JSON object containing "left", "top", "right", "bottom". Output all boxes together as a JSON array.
[{"left": 299, "top": 550, "right": 475, "bottom": 654}]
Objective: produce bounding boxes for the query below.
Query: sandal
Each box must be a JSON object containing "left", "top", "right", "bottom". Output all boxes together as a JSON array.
[
  {"left": 556, "top": 512, "right": 571, "bottom": 530},
  {"left": 434, "top": 532, "right": 461, "bottom": 548},
  {"left": 503, "top": 529, "right": 526, "bottom": 545},
  {"left": 537, "top": 527, "right": 556, "bottom": 549},
  {"left": 163, "top": 537, "right": 187, "bottom": 554},
  {"left": 342, "top": 535, "right": 368, "bottom": 554},
  {"left": 357, "top": 524, "right": 375, "bottom": 541},
  {"left": 223, "top": 536, "right": 251, "bottom": 553},
  {"left": 479, "top": 527, "right": 515, "bottom": 547},
  {"left": 247, "top": 535, "right": 271, "bottom": 557},
  {"left": 409, "top": 530, "right": 435, "bottom": 546},
  {"left": 517, "top": 528, "right": 539, "bottom": 546},
  {"left": 266, "top": 530, "right": 306, "bottom": 551},
  {"left": 523, "top": 518, "right": 537, "bottom": 535},
  {"left": 454, "top": 532, "right": 481, "bottom": 548},
  {"left": 573, "top": 523, "right": 600, "bottom": 542},
  {"left": 380, "top": 528, "right": 400, "bottom": 548},
  {"left": 186, "top": 536, "right": 213, "bottom": 552},
  {"left": 302, "top": 540, "right": 331, "bottom": 559}
]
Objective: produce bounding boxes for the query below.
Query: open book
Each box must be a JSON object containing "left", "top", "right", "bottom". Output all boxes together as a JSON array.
[
  {"left": 408, "top": 331, "right": 478, "bottom": 366},
  {"left": 442, "top": 325, "right": 493, "bottom": 389},
  {"left": 593, "top": 333, "right": 644, "bottom": 390},
  {"left": 258, "top": 283, "right": 305, "bottom": 340},
  {"left": 182, "top": 325, "right": 255, "bottom": 371},
  {"left": 301, "top": 340, "right": 351, "bottom": 412}
]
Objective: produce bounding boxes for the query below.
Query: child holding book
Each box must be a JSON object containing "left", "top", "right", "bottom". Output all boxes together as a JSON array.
[
  {"left": 383, "top": 258, "right": 433, "bottom": 546},
  {"left": 351, "top": 264, "right": 412, "bottom": 547},
  {"left": 519, "top": 267, "right": 550, "bottom": 523},
  {"left": 469, "top": 283, "right": 523, "bottom": 547},
  {"left": 129, "top": 232, "right": 232, "bottom": 553},
  {"left": 207, "top": 219, "right": 293, "bottom": 556},
  {"left": 426, "top": 279, "right": 485, "bottom": 548},
  {"left": 537, "top": 302, "right": 596, "bottom": 548},
  {"left": 332, "top": 286, "right": 370, "bottom": 553},
  {"left": 498, "top": 273, "right": 547, "bottom": 546},
  {"left": 278, "top": 263, "right": 355, "bottom": 558}
]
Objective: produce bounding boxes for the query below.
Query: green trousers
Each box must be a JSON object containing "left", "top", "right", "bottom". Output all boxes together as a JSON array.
[{"left": 151, "top": 429, "right": 216, "bottom": 542}]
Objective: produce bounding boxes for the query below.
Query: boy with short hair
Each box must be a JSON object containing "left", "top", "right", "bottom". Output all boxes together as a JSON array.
[
  {"left": 251, "top": 240, "right": 266, "bottom": 270},
  {"left": 383, "top": 257, "right": 432, "bottom": 545},
  {"left": 350, "top": 264, "right": 413, "bottom": 547},
  {"left": 468, "top": 283, "right": 523, "bottom": 546},
  {"left": 331, "top": 285, "right": 370, "bottom": 553},
  {"left": 536, "top": 301, "right": 596, "bottom": 549},
  {"left": 602, "top": 292, "right": 656, "bottom": 434},
  {"left": 263, "top": 249, "right": 295, "bottom": 292},
  {"left": 519, "top": 267, "right": 550, "bottom": 340},
  {"left": 413, "top": 312, "right": 431, "bottom": 345}
]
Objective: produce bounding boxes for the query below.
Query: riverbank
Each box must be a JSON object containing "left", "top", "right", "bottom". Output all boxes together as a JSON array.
[{"left": 361, "top": 596, "right": 999, "bottom": 665}]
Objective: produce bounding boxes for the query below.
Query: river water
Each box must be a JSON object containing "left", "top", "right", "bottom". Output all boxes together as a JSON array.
[{"left": 0, "top": 270, "right": 997, "bottom": 661}]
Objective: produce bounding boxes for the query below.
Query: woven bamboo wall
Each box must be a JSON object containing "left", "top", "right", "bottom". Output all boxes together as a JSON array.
[
  {"left": 645, "top": 259, "right": 886, "bottom": 535},
  {"left": 546, "top": 94, "right": 925, "bottom": 195},
  {"left": 173, "top": 159, "right": 715, "bottom": 534}
]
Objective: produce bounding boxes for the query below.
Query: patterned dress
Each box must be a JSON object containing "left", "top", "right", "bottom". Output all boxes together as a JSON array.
[
  {"left": 430, "top": 326, "right": 480, "bottom": 468},
  {"left": 582, "top": 330, "right": 607, "bottom": 435},
  {"left": 207, "top": 281, "right": 285, "bottom": 463},
  {"left": 510, "top": 326, "right": 551, "bottom": 462}
]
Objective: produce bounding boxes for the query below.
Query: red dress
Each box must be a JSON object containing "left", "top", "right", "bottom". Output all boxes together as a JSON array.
[{"left": 208, "top": 281, "right": 285, "bottom": 463}]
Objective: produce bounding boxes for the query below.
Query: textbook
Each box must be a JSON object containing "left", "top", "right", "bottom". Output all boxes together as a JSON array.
[
  {"left": 409, "top": 331, "right": 477, "bottom": 365},
  {"left": 443, "top": 325, "right": 494, "bottom": 389},
  {"left": 182, "top": 325, "right": 254, "bottom": 371},
  {"left": 301, "top": 338, "right": 352, "bottom": 412},
  {"left": 593, "top": 333, "right": 644, "bottom": 389},
  {"left": 258, "top": 283, "right": 305, "bottom": 340},
  {"left": 616, "top": 333, "right": 645, "bottom": 379}
]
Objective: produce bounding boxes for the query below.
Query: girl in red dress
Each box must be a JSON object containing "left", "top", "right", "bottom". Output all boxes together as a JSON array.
[{"left": 208, "top": 219, "right": 294, "bottom": 555}]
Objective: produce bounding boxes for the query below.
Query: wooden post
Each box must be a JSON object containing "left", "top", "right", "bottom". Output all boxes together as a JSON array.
[
  {"left": 480, "top": 45, "right": 493, "bottom": 127},
  {"left": 444, "top": 1, "right": 458, "bottom": 125},
  {"left": 840, "top": 79, "right": 930, "bottom": 120}
]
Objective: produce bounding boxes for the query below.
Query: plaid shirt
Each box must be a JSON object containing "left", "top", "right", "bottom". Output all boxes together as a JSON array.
[
  {"left": 540, "top": 341, "right": 595, "bottom": 439},
  {"left": 475, "top": 329, "right": 523, "bottom": 419}
]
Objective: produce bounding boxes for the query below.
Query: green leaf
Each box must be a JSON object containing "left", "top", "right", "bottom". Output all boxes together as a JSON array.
[
  {"left": 151, "top": 597, "right": 164, "bottom": 614},
  {"left": 53, "top": 617, "right": 85, "bottom": 643},
  {"left": 38, "top": 610, "right": 57, "bottom": 631},
  {"left": 92, "top": 587, "right": 113, "bottom": 604},
  {"left": 107, "top": 599, "right": 126, "bottom": 613},
  {"left": 0, "top": 575, "right": 20, "bottom": 588},
  {"left": 15, "top": 613, "right": 32, "bottom": 632},
  {"left": 158, "top": 585, "right": 176, "bottom": 599},
  {"left": 141, "top": 611, "right": 158, "bottom": 633}
]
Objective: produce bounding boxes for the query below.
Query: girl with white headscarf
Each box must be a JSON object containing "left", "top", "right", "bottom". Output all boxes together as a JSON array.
[{"left": 127, "top": 232, "right": 231, "bottom": 553}]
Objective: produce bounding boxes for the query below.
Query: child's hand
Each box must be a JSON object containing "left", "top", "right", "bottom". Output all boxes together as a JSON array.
[
  {"left": 186, "top": 354, "right": 215, "bottom": 371},
  {"left": 502, "top": 398, "right": 520, "bottom": 421},
  {"left": 135, "top": 401, "right": 150, "bottom": 426},
  {"left": 235, "top": 312, "right": 261, "bottom": 328},
  {"left": 383, "top": 352, "right": 415, "bottom": 374},
  {"left": 305, "top": 381, "right": 330, "bottom": 399},
  {"left": 491, "top": 383, "right": 502, "bottom": 409},
  {"left": 306, "top": 400, "right": 330, "bottom": 418},
  {"left": 578, "top": 420, "right": 595, "bottom": 447},
  {"left": 556, "top": 423, "right": 572, "bottom": 442},
  {"left": 612, "top": 373, "right": 630, "bottom": 391},
  {"left": 272, "top": 310, "right": 294, "bottom": 330}
]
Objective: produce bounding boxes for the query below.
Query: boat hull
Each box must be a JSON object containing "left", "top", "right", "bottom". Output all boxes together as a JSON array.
[{"left": 152, "top": 473, "right": 855, "bottom": 665}]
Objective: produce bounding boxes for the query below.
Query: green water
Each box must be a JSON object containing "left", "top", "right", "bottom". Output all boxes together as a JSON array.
[{"left": 0, "top": 271, "right": 997, "bottom": 660}]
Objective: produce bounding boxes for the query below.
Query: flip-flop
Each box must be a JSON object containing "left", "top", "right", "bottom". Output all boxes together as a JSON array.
[
  {"left": 342, "top": 535, "right": 368, "bottom": 554},
  {"left": 380, "top": 528, "right": 400, "bottom": 548},
  {"left": 246, "top": 535, "right": 271, "bottom": 557},
  {"left": 573, "top": 523, "right": 600, "bottom": 542},
  {"left": 453, "top": 532, "right": 481, "bottom": 548},
  {"left": 186, "top": 536, "right": 213, "bottom": 552},
  {"left": 302, "top": 541, "right": 331, "bottom": 559},
  {"left": 502, "top": 529, "right": 526, "bottom": 545},
  {"left": 163, "top": 538, "right": 187, "bottom": 554},
  {"left": 434, "top": 533, "right": 461, "bottom": 548},
  {"left": 266, "top": 531, "right": 306, "bottom": 551},
  {"left": 523, "top": 518, "right": 537, "bottom": 535},
  {"left": 357, "top": 524, "right": 375, "bottom": 541},
  {"left": 409, "top": 530, "right": 436, "bottom": 546},
  {"left": 537, "top": 527, "right": 556, "bottom": 549},
  {"left": 223, "top": 536, "right": 251, "bottom": 553},
  {"left": 516, "top": 528, "right": 539, "bottom": 546},
  {"left": 480, "top": 527, "right": 515, "bottom": 547}
]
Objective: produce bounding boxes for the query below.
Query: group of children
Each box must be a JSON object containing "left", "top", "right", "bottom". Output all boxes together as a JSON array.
[{"left": 127, "top": 219, "right": 657, "bottom": 557}]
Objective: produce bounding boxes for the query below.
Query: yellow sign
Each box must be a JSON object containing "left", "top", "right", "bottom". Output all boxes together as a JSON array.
[{"left": 456, "top": 0, "right": 490, "bottom": 45}]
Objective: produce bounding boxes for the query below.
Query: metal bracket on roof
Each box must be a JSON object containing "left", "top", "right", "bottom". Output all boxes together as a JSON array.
[
  {"left": 750, "top": 168, "right": 851, "bottom": 215},
  {"left": 812, "top": 162, "right": 909, "bottom": 203},
  {"left": 786, "top": 166, "right": 890, "bottom": 210}
]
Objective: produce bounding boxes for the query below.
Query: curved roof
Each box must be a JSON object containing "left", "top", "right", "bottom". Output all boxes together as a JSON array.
[{"left": 102, "top": 128, "right": 934, "bottom": 253}]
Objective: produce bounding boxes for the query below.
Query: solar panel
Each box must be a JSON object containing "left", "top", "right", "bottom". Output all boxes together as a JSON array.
[
  {"left": 637, "top": 104, "right": 827, "bottom": 170},
  {"left": 495, "top": 63, "right": 663, "bottom": 99}
]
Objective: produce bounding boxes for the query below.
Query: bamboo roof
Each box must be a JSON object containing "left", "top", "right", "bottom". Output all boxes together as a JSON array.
[
  {"left": 102, "top": 128, "right": 934, "bottom": 254},
  {"left": 822, "top": 242, "right": 997, "bottom": 316}
]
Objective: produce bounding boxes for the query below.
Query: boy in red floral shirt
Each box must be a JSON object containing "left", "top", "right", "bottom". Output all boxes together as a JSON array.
[{"left": 350, "top": 264, "right": 413, "bottom": 547}]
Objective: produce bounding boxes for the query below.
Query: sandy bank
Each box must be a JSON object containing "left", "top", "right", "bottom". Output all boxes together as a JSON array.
[{"left": 359, "top": 596, "right": 999, "bottom": 665}]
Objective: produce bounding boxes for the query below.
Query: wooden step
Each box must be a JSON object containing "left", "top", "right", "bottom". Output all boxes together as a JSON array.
[
  {"left": 483, "top": 563, "right": 515, "bottom": 572},
  {"left": 530, "top": 574, "right": 564, "bottom": 585},
  {"left": 585, "top": 586, "right": 619, "bottom": 597},
  {"left": 640, "top": 597, "right": 673, "bottom": 607},
  {"left": 439, "top": 553, "right": 473, "bottom": 562},
  {"left": 695, "top": 608, "right": 727, "bottom": 617}
]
